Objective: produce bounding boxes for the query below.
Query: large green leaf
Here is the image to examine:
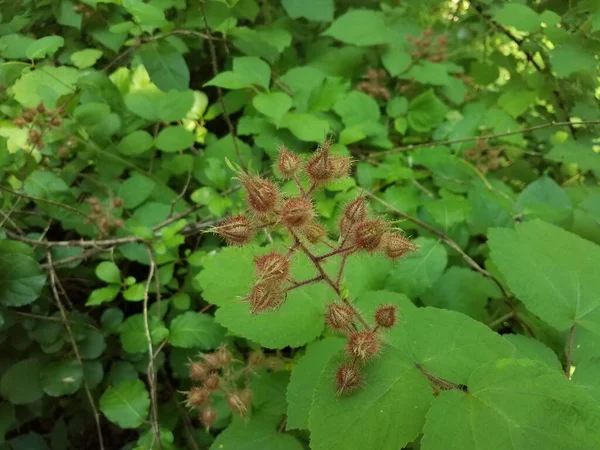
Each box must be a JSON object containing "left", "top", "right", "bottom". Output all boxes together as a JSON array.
[
  {"left": 26, "top": 36, "right": 64, "bottom": 59},
  {"left": 323, "top": 10, "right": 388, "bottom": 46},
  {"left": 120, "top": 314, "right": 169, "bottom": 353},
  {"left": 40, "top": 359, "right": 83, "bottom": 397},
  {"left": 99, "top": 379, "right": 150, "bottom": 429},
  {"left": 282, "top": 0, "right": 334, "bottom": 22},
  {"left": 0, "top": 252, "right": 46, "bottom": 307},
  {"left": 168, "top": 312, "right": 226, "bottom": 349},
  {"left": 492, "top": 4, "right": 541, "bottom": 33},
  {"left": 407, "top": 89, "right": 449, "bottom": 133},
  {"left": 0, "top": 358, "right": 44, "bottom": 405},
  {"left": 421, "top": 359, "right": 600, "bottom": 450},
  {"left": 139, "top": 41, "right": 189, "bottom": 91}
]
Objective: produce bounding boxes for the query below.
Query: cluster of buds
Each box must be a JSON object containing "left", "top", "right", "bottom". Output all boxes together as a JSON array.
[
  {"left": 73, "top": 2, "right": 95, "bottom": 18},
  {"left": 86, "top": 197, "right": 124, "bottom": 236},
  {"left": 463, "top": 139, "right": 502, "bottom": 173},
  {"left": 13, "top": 103, "right": 65, "bottom": 150},
  {"left": 185, "top": 346, "right": 265, "bottom": 429},
  {"left": 406, "top": 28, "right": 448, "bottom": 63},
  {"left": 328, "top": 302, "right": 399, "bottom": 395},
  {"left": 356, "top": 68, "right": 391, "bottom": 101},
  {"left": 212, "top": 141, "right": 418, "bottom": 395}
]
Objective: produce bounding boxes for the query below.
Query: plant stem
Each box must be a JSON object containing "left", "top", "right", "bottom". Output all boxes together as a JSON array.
[
  {"left": 286, "top": 275, "right": 323, "bottom": 292},
  {"left": 487, "top": 312, "right": 513, "bottom": 329},
  {"left": 565, "top": 323, "right": 576, "bottom": 378},
  {"left": 316, "top": 245, "right": 356, "bottom": 261}
]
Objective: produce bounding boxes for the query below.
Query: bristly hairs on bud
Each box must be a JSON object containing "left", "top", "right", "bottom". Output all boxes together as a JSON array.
[
  {"left": 346, "top": 331, "right": 380, "bottom": 362},
  {"left": 303, "top": 223, "right": 327, "bottom": 244},
  {"left": 339, "top": 196, "right": 368, "bottom": 237},
  {"left": 277, "top": 145, "right": 302, "bottom": 179},
  {"left": 189, "top": 361, "right": 209, "bottom": 381},
  {"left": 204, "top": 373, "right": 220, "bottom": 391},
  {"left": 185, "top": 387, "right": 210, "bottom": 408},
  {"left": 374, "top": 304, "right": 398, "bottom": 329},
  {"left": 382, "top": 232, "right": 417, "bottom": 260},
  {"left": 330, "top": 156, "right": 353, "bottom": 179},
  {"left": 239, "top": 172, "right": 280, "bottom": 215},
  {"left": 215, "top": 345, "right": 232, "bottom": 367},
  {"left": 306, "top": 141, "right": 334, "bottom": 184},
  {"left": 280, "top": 197, "right": 314, "bottom": 228},
  {"left": 211, "top": 215, "right": 255, "bottom": 246},
  {"left": 325, "top": 302, "right": 355, "bottom": 334},
  {"left": 254, "top": 252, "right": 290, "bottom": 283},
  {"left": 335, "top": 362, "right": 363, "bottom": 395},
  {"left": 353, "top": 219, "right": 388, "bottom": 251},
  {"left": 200, "top": 407, "right": 217, "bottom": 430},
  {"left": 227, "top": 391, "right": 252, "bottom": 417},
  {"left": 246, "top": 283, "right": 286, "bottom": 314}
]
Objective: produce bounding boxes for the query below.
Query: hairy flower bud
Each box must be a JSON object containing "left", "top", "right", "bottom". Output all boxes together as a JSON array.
[
  {"left": 215, "top": 346, "right": 232, "bottom": 367},
  {"left": 280, "top": 197, "right": 314, "bottom": 228},
  {"left": 240, "top": 174, "right": 279, "bottom": 214},
  {"left": 374, "top": 304, "right": 397, "bottom": 328},
  {"left": 383, "top": 233, "right": 417, "bottom": 260},
  {"left": 189, "top": 362, "right": 208, "bottom": 381},
  {"left": 213, "top": 216, "right": 254, "bottom": 245},
  {"left": 277, "top": 146, "right": 301, "bottom": 179},
  {"left": 254, "top": 252, "right": 290, "bottom": 283},
  {"left": 248, "top": 351, "right": 265, "bottom": 367},
  {"left": 201, "top": 353, "right": 223, "bottom": 370},
  {"left": 344, "top": 197, "right": 368, "bottom": 222},
  {"left": 304, "top": 223, "right": 326, "bottom": 244},
  {"left": 200, "top": 407, "right": 217, "bottom": 430},
  {"left": 247, "top": 283, "right": 286, "bottom": 314},
  {"left": 354, "top": 219, "right": 387, "bottom": 251},
  {"left": 335, "top": 363, "right": 362, "bottom": 395},
  {"left": 185, "top": 387, "right": 210, "bottom": 408},
  {"left": 204, "top": 374, "right": 220, "bottom": 391},
  {"left": 307, "top": 148, "right": 333, "bottom": 184},
  {"left": 227, "top": 390, "right": 252, "bottom": 417},
  {"left": 330, "top": 157, "right": 352, "bottom": 179},
  {"left": 347, "top": 331, "right": 380, "bottom": 361},
  {"left": 325, "top": 303, "right": 355, "bottom": 334}
]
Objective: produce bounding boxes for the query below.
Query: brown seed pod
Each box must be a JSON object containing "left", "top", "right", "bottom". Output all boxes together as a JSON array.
[
  {"left": 204, "top": 374, "right": 220, "bottom": 391},
  {"left": 353, "top": 219, "right": 387, "bottom": 251},
  {"left": 227, "top": 391, "right": 251, "bottom": 417},
  {"left": 36, "top": 103, "right": 46, "bottom": 114},
  {"left": 23, "top": 110, "right": 35, "bottom": 122},
  {"left": 335, "top": 363, "right": 363, "bottom": 395},
  {"left": 185, "top": 387, "right": 210, "bottom": 408},
  {"left": 347, "top": 331, "right": 380, "bottom": 362},
  {"left": 215, "top": 346, "right": 232, "bottom": 367},
  {"left": 240, "top": 174, "right": 279, "bottom": 214},
  {"left": 201, "top": 353, "right": 223, "bottom": 370},
  {"left": 280, "top": 197, "right": 314, "bottom": 228},
  {"left": 13, "top": 118, "right": 25, "bottom": 127},
  {"left": 113, "top": 219, "right": 125, "bottom": 229},
  {"left": 92, "top": 204, "right": 102, "bottom": 214},
  {"left": 374, "top": 304, "right": 398, "bottom": 329},
  {"left": 247, "top": 283, "right": 286, "bottom": 314},
  {"left": 113, "top": 198, "right": 123, "bottom": 208},
  {"left": 254, "top": 252, "right": 290, "bottom": 283},
  {"left": 248, "top": 351, "right": 265, "bottom": 367},
  {"left": 382, "top": 233, "right": 416, "bottom": 260},
  {"left": 213, "top": 215, "right": 254, "bottom": 245},
  {"left": 58, "top": 146, "right": 69, "bottom": 159},
  {"left": 200, "top": 407, "right": 217, "bottom": 430},
  {"left": 325, "top": 302, "right": 355, "bottom": 334},
  {"left": 304, "top": 223, "right": 326, "bottom": 244},
  {"left": 277, "top": 146, "right": 302, "bottom": 179},
  {"left": 50, "top": 116, "right": 62, "bottom": 127},
  {"left": 343, "top": 197, "right": 368, "bottom": 223},
  {"left": 189, "top": 362, "right": 208, "bottom": 381},
  {"left": 306, "top": 147, "right": 334, "bottom": 184},
  {"left": 330, "top": 157, "right": 352, "bottom": 179}
]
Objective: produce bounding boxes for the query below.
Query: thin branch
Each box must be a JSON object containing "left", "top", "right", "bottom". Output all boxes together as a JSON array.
[
  {"left": 286, "top": 275, "right": 323, "bottom": 292},
  {"left": 487, "top": 312, "right": 513, "bottom": 329},
  {"left": 416, "top": 365, "right": 464, "bottom": 391},
  {"left": 316, "top": 245, "right": 356, "bottom": 261},
  {"left": 565, "top": 323, "right": 576, "bottom": 378},
  {"left": 47, "top": 253, "right": 104, "bottom": 450},
  {"left": 368, "top": 121, "right": 600, "bottom": 158},
  {"left": 200, "top": 0, "right": 246, "bottom": 170}
]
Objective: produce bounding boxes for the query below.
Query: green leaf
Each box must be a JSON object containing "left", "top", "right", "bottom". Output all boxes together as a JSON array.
[
  {"left": 195, "top": 245, "right": 331, "bottom": 349},
  {"left": 286, "top": 337, "right": 345, "bottom": 430},
  {"left": 384, "top": 237, "right": 448, "bottom": 298},
  {"left": 123, "top": 0, "right": 166, "bottom": 27},
  {"left": 309, "top": 349, "right": 433, "bottom": 450},
  {"left": 139, "top": 41, "right": 189, "bottom": 91},
  {"left": 252, "top": 92, "right": 293, "bottom": 126},
  {"left": 96, "top": 261, "right": 121, "bottom": 284},
  {"left": 0, "top": 358, "right": 44, "bottom": 404},
  {"left": 123, "top": 283, "right": 145, "bottom": 301},
  {"left": 572, "top": 358, "right": 600, "bottom": 404},
  {"left": 550, "top": 44, "right": 596, "bottom": 78},
  {"left": 70, "top": 49, "right": 103, "bottom": 69},
  {"left": 119, "top": 173, "right": 156, "bottom": 209},
  {"left": 334, "top": 91, "right": 380, "bottom": 127},
  {"left": 26, "top": 36, "right": 65, "bottom": 60},
  {"left": 492, "top": 4, "right": 541, "bottom": 32},
  {"left": 13, "top": 66, "right": 79, "bottom": 109},
  {"left": 120, "top": 314, "right": 169, "bottom": 353},
  {"left": 168, "top": 312, "right": 226, "bottom": 349},
  {"left": 503, "top": 334, "right": 562, "bottom": 370},
  {"left": 323, "top": 10, "right": 388, "bottom": 46},
  {"left": 280, "top": 113, "right": 329, "bottom": 142},
  {"left": 547, "top": 139, "right": 600, "bottom": 177},
  {"left": 99, "top": 379, "right": 150, "bottom": 429},
  {"left": 421, "top": 267, "right": 498, "bottom": 322},
  {"left": 157, "top": 90, "right": 195, "bottom": 122},
  {"left": 498, "top": 89, "right": 536, "bottom": 118},
  {"left": 234, "top": 56, "right": 271, "bottom": 90},
  {"left": 282, "top": 0, "right": 334, "bottom": 22},
  {"left": 381, "top": 48, "right": 411, "bottom": 76},
  {"left": 489, "top": 220, "right": 600, "bottom": 334},
  {"left": 40, "top": 359, "right": 83, "bottom": 396},
  {"left": 421, "top": 359, "right": 600, "bottom": 450},
  {"left": 408, "top": 89, "right": 449, "bottom": 133},
  {"left": 155, "top": 126, "right": 195, "bottom": 152},
  {"left": 117, "top": 130, "right": 154, "bottom": 156},
  {"left": 517, "top": 176, "right": 572, "bottom": 224},
  {"left": 0, "top": 253, "right": 46, "bottom": 307},
  {"left": 86, "top": 285, "right": 120, "bottom": 306}
]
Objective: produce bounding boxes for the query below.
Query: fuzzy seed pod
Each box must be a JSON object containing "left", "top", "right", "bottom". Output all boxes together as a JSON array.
[
  {"left": 87, "top": 197, "right": 98, "bottom": 205},
  {"left": 50, "top": 116, "right": 62, "bottom": 127},
  {"left": 215, "top": 346, "right": 232, "bottom": 367},
  {"left": 335, "top": 363, "right": 362, "bottom": 395},
  {"left": 204, "top": 374, "right": 220, "bottom": 391},
  {"left": 58, "top": 147, "right": 69, "bottom": 158},
  {"left": 325, "top": 303, "right": 355, "bottom": 334},
  {"left": 347, "top": 331, "right": 380, "bottom": 361},
  {"left": 113, "top": 198, "right": 123, "bottom": 208},
  {"left": 92, "top": 204, "right": 102, "bottom": 214},
  {"left": 36, "top": 103, "right": 46, "bottom": 114},
  {"left": 304, "top": 223, "right": 326, "bottom": 244},
  {"left": 344, "top": 197, "right": 368, "bottom": 222},
  {"left": 28, "top": 129, "right": 40, "bottom": 141},
  {"left": 353, "top": 219, "right": 387, "bottom": 251},
  {"left": 185, "top": 387, "right": 210, "bottom": 408},
  {"left": 248, "top": 351, "right": 265, "bottom": 367},
  {"left": 113, "top": 219, "right": 125, "bottom": 229},
  {"left": 227, "top": 391, "right": 251, "bottom": 417},
  {"left": 383, "top": 233, "right": 416, "bottom": 260},
  {"left": 330, "top": 157, "right": 352, "bottom": 179},
  {"left": 201, "top": 352, "right": 223, "bottom": 370},
  {"left": 280, "top": 197, "right": 314, "bottom": 228},
  {"left": 23, "top": 110, "right": 35, "bottom": 122},
  {"left": 254, "top": 252, "right": 290, "bottom": 283},
  {"left": 189, "top": 362, "right": 208, "bottom": 381},
  {"left": 240, "top": 174, "right": 279, "bottom": 214},
  {"left": 306, "top": 148, "right": 333, "bottom": 184},
  {"left": 13, "top": 118, "right": 25, "bottom": 127},
  {"left": 277, "top": 146, "right": 302, "bottom": 179},
  {"left": 247, "top": 283, "right": 286, "bottom": 314},
  {"left": 374, "top": 304, "right": 397, "bottom": 329},
  {"left": 200, "top": 407, "right": 217, "bottom": 430},
  {"left": 213, "top": 216, "right": 254, "bottom": 245},
  {"left": 265, "top": 356, "right": 282, "bottom": 370}
]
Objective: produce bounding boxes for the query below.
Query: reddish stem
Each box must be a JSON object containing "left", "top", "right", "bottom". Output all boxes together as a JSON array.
[
  {"left": 316, "top": 245, "right": 356, "bottom": 261},
  {"left": 286, "top": 275, "right": 323, "bottom": 292}
]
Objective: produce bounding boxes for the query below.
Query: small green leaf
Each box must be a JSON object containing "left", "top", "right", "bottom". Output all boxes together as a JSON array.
[
  {"left": 0, "top": 358, "right": 44, "bottom": 405},
  {"left": 26, "top": 36, "right": 65, "bottom": 59},
  {"left": 70, "top": 49, "right": 103, "bottom": 69},
  {"left": 96, "top": 261, "right": 121, "bottom": 284},
  {"left": 99, "top": 379, "right": 150, "bottom": 429},
  {"left": 323, "top": 10, "right": 388, "bottom": 46},
  {"left": 119, "top": 173, "right": 156, "bottom": 209},
  {"left": 168, "top": 312, "right": 226, "bottom": 349},
  {"left": 0, "top": 253, "right": 46, "bottom": 307},
  {"left": 123, "top": 283, "right": 145, "bottom": 302},
  {"left": 155, "top": 126, "right": 195, "bottom": 152},
  {"left": 282, "top": 0, "right": 334, "bottom": 22},
  {"left": 281, "top": 113, "right": 329, "bottom": 142},
  {"left": 117, "top": 130, "right": 154, "bottom": 156},
  {"left": 157, "top": 90, "right": 196, "bottom": 122},
  {"left": 123, "top": 0, "right": 166, "bottom": 28},
  {"left": 492, "top": 3, "right": 541, "bottom": 32},
  {"left": 381, "top": 48, "right": 411, "bottom": 76},
  {"left": 253, "top": 92, "right": 293, "bottom": 126},
  {"left": 120, "top": 314, "right": 169, "bottom": 353},
  {"left": 86, "top": 286, "right": 120, "bottom": 306},
  {"left": 408, "top": 89, "right": 449, "bottom": 133},
  {"left": 139, "top": 41, "right": 189, "bottom": 91},
  {"left": 40, "top": 359, "right": 83, "bottom": 397}
]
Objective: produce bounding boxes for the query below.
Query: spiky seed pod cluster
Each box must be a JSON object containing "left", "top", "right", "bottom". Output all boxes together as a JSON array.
[
  {"left": 347, "top": 331, "right": 381, "bottom": 361},
  {"left": 406, "top": 28, "right": 448, "bottom": 62},
  {"left": 186, "top": 345, "right": 257, "bottom": 427},
  {"left": 375, "top": 304, "right": 398, "bottom": 329},
  {"left": 325, "top": 302, "right": 355, "bottom": 335},
  {"left": 13, "top": 103, "right": 67, "bottom": 151},
  {"left": 240, "top": 173, "right": 279, "bottom": 215},
  {"left": 85, "top": 197, "right": 124, "bottom": 236},
  {"left": 213, "top": 215, "right": 255, "bottom": 245},
  {"left": 356, "top": 68, "right": 391, "bottom": 101},
  {"left": 306, "top": 144, "right": 353, "bottom": 185},
  {"left": 280, "top": 197, "right": 314, "bottom": 229},
  {"left": 335, "top": 362, "right": 363, "bottom": 395}
]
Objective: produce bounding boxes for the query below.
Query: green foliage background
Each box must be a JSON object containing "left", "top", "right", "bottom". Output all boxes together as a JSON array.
[{"left": 1, "top": 0, "right": 600, "bottom": 449}]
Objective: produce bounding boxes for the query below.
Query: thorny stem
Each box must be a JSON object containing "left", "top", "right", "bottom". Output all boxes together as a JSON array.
[
  {"left": 293, "top": 173, "right": 306, "bottom": 196},
  {"left": 286, "top": 275, "right": 324, "bottom": 292},
  {"left": 316, "top": 245, "right": 356, "bottom": 261},
  {"left": 565, "top": 323, "right": 576, "bottom": 378},
  {"left": 336, "top": 255, "right": 348, "bottom": 286}
]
